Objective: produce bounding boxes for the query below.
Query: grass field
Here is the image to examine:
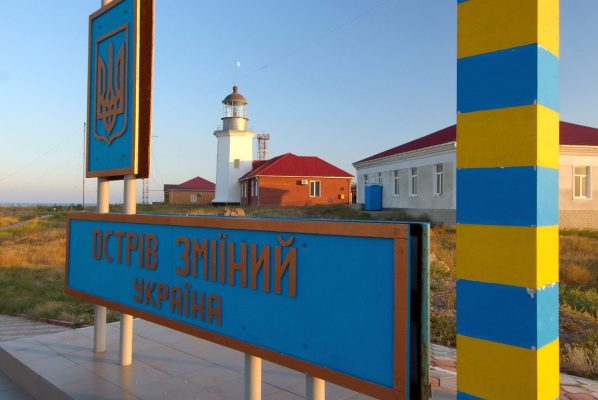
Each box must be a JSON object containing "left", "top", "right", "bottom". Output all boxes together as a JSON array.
[{"left": 0, "top": 204, "right": 596, "bottom": 378}]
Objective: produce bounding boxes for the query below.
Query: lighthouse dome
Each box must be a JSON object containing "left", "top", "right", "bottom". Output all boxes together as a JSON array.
[{"left": 222, "top": 85, "right": 248, "bottom": 105}]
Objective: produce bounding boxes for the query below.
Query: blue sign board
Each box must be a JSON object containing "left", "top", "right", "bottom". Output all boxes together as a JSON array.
[
  {"left": 66, "top": 214, "right": 428, "bottom": 399},
  {"left": 86, "top": 0, "right": 153, "bottom": 178}
]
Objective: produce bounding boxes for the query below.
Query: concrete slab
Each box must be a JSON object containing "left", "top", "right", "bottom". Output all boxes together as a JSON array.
[
  {"left": 0, "top": 320, "right": 390, "bottom": 399},
  {"left": 0, "top": 319, "right": 596, "bottom": 399}
]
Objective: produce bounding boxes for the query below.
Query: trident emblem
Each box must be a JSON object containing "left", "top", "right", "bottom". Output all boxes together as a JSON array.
[{"left": 95, "top": 40, "right": 127, "bottom": 144}]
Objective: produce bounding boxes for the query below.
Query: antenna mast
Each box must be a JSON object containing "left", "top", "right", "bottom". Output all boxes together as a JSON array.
[
  {"left": 256, "top": 133, "right": 270, "bottom": 160},
  {"left": 142, "top": 179, "right": 149, "bottom": 204}
]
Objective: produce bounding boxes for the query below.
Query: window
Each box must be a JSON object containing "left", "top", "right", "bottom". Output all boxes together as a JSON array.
[
  {"left": 252, "top": 179, "right": 259, "bottom": 197},
  {"left": 310, "top": 181, "right": 321, "bottom": 197},
  {"left": 377, "top": 172, "right": 382, "bottom": 184},
  {"left": 234, "top": 159, "right": 240, "bottom": 168},
  {"left": 434, "top": 164, "right": 444, "bottom": 196},
  {"left": 364, "top": 174, "right": 368, "bottom": 184},
  {"left": 393, "top": 170, "right": 400, "bottom": 196},
  {"left": 574, "top": 166, "right": 591, "bottom": 198},
  {"left": 410, "top": 167, "right": 418, "bottom": 196},
  {"left": 190, "top": 194, "right": 197, "bottom": 203},
  {"left": 241, "top": 182, "right": 246, "bottom": 198}
]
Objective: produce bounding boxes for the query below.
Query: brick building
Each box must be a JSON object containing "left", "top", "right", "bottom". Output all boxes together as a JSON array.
[
  {"left": 163, "top": 177, "right": 215, "bottom": 205},
  {"left": 239, "top": 153, "right": 353, "bottom": 207}
]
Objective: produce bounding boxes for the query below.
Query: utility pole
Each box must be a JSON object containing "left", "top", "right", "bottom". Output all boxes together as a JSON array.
[{"left": 82, "top": 122, "right": 86, "bottom": 209}]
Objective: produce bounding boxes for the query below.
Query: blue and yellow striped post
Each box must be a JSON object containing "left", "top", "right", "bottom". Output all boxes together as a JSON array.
[{"left": 456, "top": 1, "right": 560, "bottom": 398}]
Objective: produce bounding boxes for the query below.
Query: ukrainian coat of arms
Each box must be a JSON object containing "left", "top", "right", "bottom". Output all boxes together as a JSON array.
[{"left": 94, "top": 27, "right": 128, "bottom": 145}]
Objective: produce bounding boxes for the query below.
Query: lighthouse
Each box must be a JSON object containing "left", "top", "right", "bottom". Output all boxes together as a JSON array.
[{"left": 212, "top": 86, "right": 256, "bottom": 205}]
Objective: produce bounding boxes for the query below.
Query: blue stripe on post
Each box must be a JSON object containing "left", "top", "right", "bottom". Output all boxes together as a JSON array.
[
  {"left": 456, "top": 279, "right": 559, "bottom": 349},
  {"left": 456, "top": 166, "right": 559, "bottom": 226},
  {"left": 457, "top": 44, "right": 559, "bottom": 113},
  {"left": 457, "top": 392, "right": 484, "bottom": 400},
  {"left": 538, "top": 47, "right": 560, "bottom": 111}
]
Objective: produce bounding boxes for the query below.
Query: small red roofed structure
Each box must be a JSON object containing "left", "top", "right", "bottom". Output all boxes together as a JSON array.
[
  {"left": 239, "top": 153, "right": 353, "bottom": 206},
  {"left": 163, "top": 177, "right": 216, "bottom": 205}
]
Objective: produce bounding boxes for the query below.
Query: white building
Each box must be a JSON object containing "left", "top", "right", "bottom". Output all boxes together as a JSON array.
[
  {"left": 353, "top": 122, "right": 598, "bottom": 229},
  {"left": 212, "top": 86, "right": 256, "bottom": 205}
]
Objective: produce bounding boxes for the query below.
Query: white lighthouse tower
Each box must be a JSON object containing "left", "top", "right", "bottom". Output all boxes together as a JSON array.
[{"left": 212, "top": 86, "right": 256, "bottom": 205}]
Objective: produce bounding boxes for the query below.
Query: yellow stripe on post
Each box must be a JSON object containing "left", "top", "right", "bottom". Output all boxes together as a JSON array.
[
  {"left": 457, "top": 335, "right": 559, "bottom": 400},
  {"left": 457, "top": 0, "right": 559, "bottom": 59},
  {"left": 457, "top": 105, "right": 559, "bottom": 169},
  {"left": 456, "top": 224, "right": 558, "bottom": 289}
]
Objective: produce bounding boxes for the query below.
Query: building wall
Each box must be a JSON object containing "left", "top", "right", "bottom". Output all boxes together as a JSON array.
[
  {"left": 394, "top": 208, "right": 456, "bottom": 227},
  {"left": 355, "top": 145, "right": 456, "bottom": 210},
  {"left": 355, "top": 144, "right": 598, "bottom": 229},
  {"left": 241, "top": 176, "right": 352, "bottom": 207},
  {"left": 558, "top": 147, "right": 598, "bottom": 229},
  {"left": 165, "top": 190, "right": 215, "bottom": 205},
  {"left": 560, "top": 210, "right": 598, "bottom": 229},
  {"left": 213, "top": 129, "right": 255, "bottom": 204},
  {"left": 559, "top": 148, "right": 598, "bottom": 211}
]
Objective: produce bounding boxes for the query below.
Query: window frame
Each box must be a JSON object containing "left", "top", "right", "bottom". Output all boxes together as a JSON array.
[
  {"left": 573, "top": 165, "right": 591, "bottom": 199},
  {"left": 393, "top": 170, "right": 400, "bottom": 197},
  {"left": 434, "top": 163, "right": 444, "bottom": 196},
  {"left": 309, "top": 180, "right": 321, "bottom": 197},
  {"left": 410, "top": 167, "right": 418, "bottom": 196}
]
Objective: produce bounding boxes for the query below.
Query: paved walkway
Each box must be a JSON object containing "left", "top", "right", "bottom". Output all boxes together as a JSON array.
[
  {"left": 0, "top": 315, "right": 66, "bottom": 399},
  {"left": 0, "top": 315, "right": 69, "bottom": 343},
  {"left": 0, "top": 315, "right": 597, "bottom": 399}
]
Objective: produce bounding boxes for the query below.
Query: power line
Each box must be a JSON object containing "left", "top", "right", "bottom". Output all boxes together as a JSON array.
[
  {"left": 155, "top": 1, "right": 394, "bottom": 114},
  {"left": 242, "top": 0, "right": 394, "bottom": 77},
  {"left": 0, "top": 131, "right": 78, "bottom": 183}
]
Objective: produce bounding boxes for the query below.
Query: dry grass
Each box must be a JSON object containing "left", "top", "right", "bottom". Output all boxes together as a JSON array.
[
  {"left": 560, "top": 233, "right": 598, "bottom": 289},
  {"left": 0, "top": 218, "right": 65, "bottom": 268},
  {"left": 0, "top": 216, "right": 18, "bottom": 228},
  {"left": 429, "top": 225, "right": 598, "bottom": 379},
  {"left": 429, "top": 227, "right": 457, "bottom": 347},
  {"left": 561, "top": 344, "right": 598, "bottom": 379}
]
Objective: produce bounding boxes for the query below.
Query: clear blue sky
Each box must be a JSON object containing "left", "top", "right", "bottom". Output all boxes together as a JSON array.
[{"left": 1, "top": 1, "right": 598, "bottom": 204}]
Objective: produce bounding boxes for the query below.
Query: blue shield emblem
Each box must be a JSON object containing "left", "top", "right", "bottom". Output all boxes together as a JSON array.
[{"left": 94, "top": 27, "right": 128, "bottom": 144}]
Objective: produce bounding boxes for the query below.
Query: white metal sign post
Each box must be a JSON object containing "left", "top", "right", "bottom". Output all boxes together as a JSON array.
[
  {"left": 85, "top": 0, "right": 153, "bottom": 368},
  {"left": 94, "top": 176, "right": 109, "bottom": 353}
]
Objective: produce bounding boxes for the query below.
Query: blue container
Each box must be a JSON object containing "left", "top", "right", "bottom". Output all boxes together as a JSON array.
[{"left": 364, "top": 184, "right": 382, "bottom": 211}]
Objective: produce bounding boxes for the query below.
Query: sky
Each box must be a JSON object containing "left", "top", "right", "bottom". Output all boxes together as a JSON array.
[{"left": 1, "top": 1, "right": 598, "bottom": 204}]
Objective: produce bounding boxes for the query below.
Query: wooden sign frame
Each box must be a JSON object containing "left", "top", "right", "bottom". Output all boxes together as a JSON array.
[
  {"left": 86, "top": 0, "right": 153, "bottom": 179},
  {"left": 65, "top": 213, "right": 429, "bottom": 399}
]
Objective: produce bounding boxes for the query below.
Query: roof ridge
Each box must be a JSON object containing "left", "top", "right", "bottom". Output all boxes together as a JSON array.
[
  {"left": 256, "top": 152, "right": 293, "bottom": 176},
  {"left": 355, "top": 121, "right": 598, "bottom": 164}
]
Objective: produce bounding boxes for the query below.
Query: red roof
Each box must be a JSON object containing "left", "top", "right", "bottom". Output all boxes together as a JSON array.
[
  {"left": 164, "top": 177, "right": 215, "bottom": 191},
  {"left": 560, "top": 121, "right": 598, "bottom": 146},
  {"left": 355, "top": 125, "right": 456, "bottom": 164},
  {"left": 240, "top": 153, "right": 353, "bottom": 180},
  {"left": 355, "top": 121, "right": 598, "bottom": 164}
]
